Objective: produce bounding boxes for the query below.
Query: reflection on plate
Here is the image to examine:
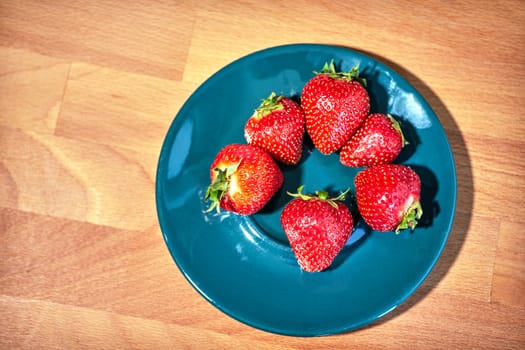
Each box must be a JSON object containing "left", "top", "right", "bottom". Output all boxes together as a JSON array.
[{"left": 155, "top": 44, "right": 456, "bottom": 336}]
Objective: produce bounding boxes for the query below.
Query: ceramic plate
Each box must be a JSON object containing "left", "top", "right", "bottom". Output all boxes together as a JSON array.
[{"left": 155, "top": 44, "right": 456, "bottom": 336}]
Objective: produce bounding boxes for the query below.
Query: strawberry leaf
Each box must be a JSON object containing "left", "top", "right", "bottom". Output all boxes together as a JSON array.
[
  {"left": 205, "top": 161, "right": 241, "bottom": 213},
  {"left": 287, "top": 186, "right": 350, "bottom": 209},
  {"left": 255, "top": 92, "right": 284, "bottom": 119},
  {"left": 314, "top": 59, "right": 367, "bottom": 87},
  {"left": 395, "top": 201, "right": 423, "bottom": 233}
]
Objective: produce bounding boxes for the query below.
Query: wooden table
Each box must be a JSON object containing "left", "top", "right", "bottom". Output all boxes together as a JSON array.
[{"left": 1, "top": 1, "right": 524, "bottom": 348}]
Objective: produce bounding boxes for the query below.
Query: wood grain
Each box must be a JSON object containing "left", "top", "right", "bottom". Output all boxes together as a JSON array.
[
  {"left": 0, "top": 0, "right": 194, "bottom": 79},
  {"left": 1, "top": 0, "right": 524, "bottom": 349}
]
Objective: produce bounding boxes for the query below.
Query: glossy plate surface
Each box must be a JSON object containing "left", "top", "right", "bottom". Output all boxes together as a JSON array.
[{"left": 155, "top": 44, "right": 456, "bottom": 336}]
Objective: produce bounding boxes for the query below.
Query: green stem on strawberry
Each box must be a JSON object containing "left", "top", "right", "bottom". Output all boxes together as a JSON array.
[
  {"left": 314, "top": 59, "right": 367, "bottom": 87},
  {"left": 395, "top": 201, "right": 423, "bottom": 233},
  {"left": 387, "top": 114, "right": 409, "bottom": 147},
  {"left": 204, "top": 161, "right": 241, "bottom": 213},
  {"left": 287, "top": 186, "right": 350, "bottom": 209},
  {"left": 255, "top": 92, "right": 284, "bottom": 119}
]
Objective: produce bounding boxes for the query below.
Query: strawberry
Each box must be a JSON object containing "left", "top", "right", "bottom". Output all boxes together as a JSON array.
[
  {"left": 205, "top": 144, "right": 284, "bottom": 215},
  {"left": 340, "top": 113, "right": 407, "bottom": 167},
  {"left": 244, "top": 92, "right": 305, "bottom": 165},
  {"left": 280, "top": 186, "right": 354, "bottom": 272},
  {"left": 354, "top": 164, "right": 423, "bottom": 233},
  {"left": 301, "top": 60, "right": 370, "bottom": 155}
]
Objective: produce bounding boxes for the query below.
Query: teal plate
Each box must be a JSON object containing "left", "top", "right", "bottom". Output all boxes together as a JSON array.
[{"left": 155, "top": 44, "right": 456, "bottom": 336}]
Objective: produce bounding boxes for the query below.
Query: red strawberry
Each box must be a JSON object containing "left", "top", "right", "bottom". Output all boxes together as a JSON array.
[
  {"left": 205, "top": 144, "right": 283, "bottom": 215},
  {"left": 280, "top": 186, "right": 354, "bottom": 272},
  {"left": 245, "top": 92, "right": 305, "bottom": 165},
  {"left": 340, "top": 113, "right": 407, "bottom": 167},
  {"left": 301, "top": 60, "right": 370, "bottom": 155},
  {"left": 354, "top": 164, "right": 423, "bottom": 233}
]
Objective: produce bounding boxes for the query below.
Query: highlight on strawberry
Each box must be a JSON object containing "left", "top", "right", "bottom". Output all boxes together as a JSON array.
[
  {"left": 354, "top": 164, "right": 423, "bottom": 233},
  {"left": 205, "top": 144, "right": 284, "bottom": 215},
  {"left": 244, "top": 92, "right": 305, "bottom": 165},
  {"left": 280, "top": 186, "right": 354, "bottom": 272}
]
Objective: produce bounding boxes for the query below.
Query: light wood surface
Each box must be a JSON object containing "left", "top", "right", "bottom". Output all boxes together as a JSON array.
[{"left": 1, "top": 1, "right": 524, "bottom": 348}]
